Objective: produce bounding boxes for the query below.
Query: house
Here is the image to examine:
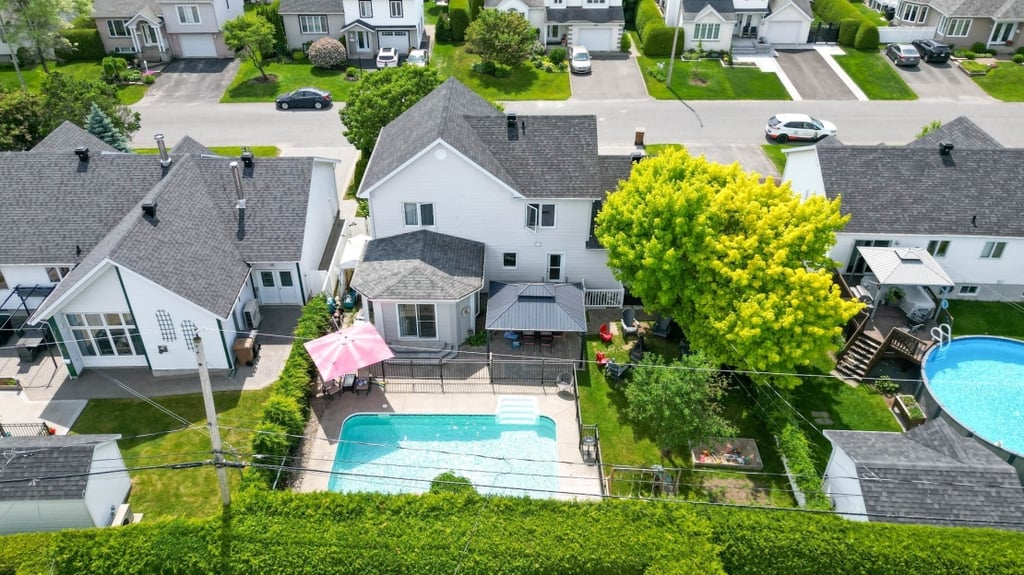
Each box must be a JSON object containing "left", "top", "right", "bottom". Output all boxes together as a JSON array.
[
  {"left": 0, "top": 122, "right": 343, "bottom": 376},
  {"left": 781, "top": 116, "right": 1024, "bottom": 302},
  {"left": 338, "top": 0, "right": 424, "bottom": 59},
  {"left": 660, "top": 0, "right": 811, "bottom": 50},
  {"left": 485, "top": 0, "right": 625, "bottom": 51},
  {"left": 352, "top": 78, "right": 632, "bottom": 350},
  {"left": 279, "top": 0, "right": 346, "bottom": 51},
  {"left": 884, "top": 0, "right": 1022, "bottom": 54},
  {"left": 92, "top": 0, "right": 244, "bottom": 61},
  {"left": 0, "top": 435, "right": 131, "bottom": 534},
  {"left": 823, "top": 419, "right": 1024, "bottom": 531}
]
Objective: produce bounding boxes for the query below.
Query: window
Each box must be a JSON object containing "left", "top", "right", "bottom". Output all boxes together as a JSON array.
[
  {"left": 693, "top": 23, "right": 721, "bottom": 41},
  {"left": 526, "top": 203, "right": 555, "bottom": 229},
  {"left": 299, "top": 15, "right": 328, "bottom": 34},
  {"left": 398, "top": 304, "right": 437, "bottom": 338},
  {"left": 114, "top": 46, "right": 138, "bottom": 54},
  {"left": 958, "top": 285, "right": 979, "bottom": 295},
  {"left": 66, "top": 312, "right": 145, "bottom": 357},
  {"left": 177, "top": 5, "right": 201, "bottom": 24},
  {"left": 142, "top": 23, "right": 158, "bottom": 45},
  {"left": 390, "top": 0, "right": 403, "bottom": 17},
  {"left": 46, "top": 266, "right": 71, "bottom": 282},
  {"left": 945, "top": 18, "right": 970, "bottom": 37},
  {"left": 155, "top": 310, "right": 176, "bottom": 341},
  {"left": 900, "top": 3, "right": 927, "bottom": 23},
  {"left": 403, "top": 202, "right": 435, "bottom": 226},
  {"left": 585, "top": 0, "right": 605, "bottom": 4},
  {"left": 981, "top": 241, "right": 1005, "bottom": 259},
  {"left": 0, "top": 270, "right": 7, "bottom": 290},
  {"left": 927, "top": 240, "right": 949, "bottom": 258},
  {"left": 182, "top": 320, "right": 199, "bottom": 351},
  {"left": 502, "top": 253, "right": 517, "bottom": 268},
  {"left": 547, "top": 253, "right": 564, "bottom": 282},
  {"left": 107, "top": 19, "right": 129, "bottom": 37},
  {"left": 359, "top": 0, "right": 372, "bottom": 18}
]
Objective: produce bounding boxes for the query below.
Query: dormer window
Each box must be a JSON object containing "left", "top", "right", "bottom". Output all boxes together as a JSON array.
[{"left": 46, "top": 266, "right": 71, "bottom": 283}]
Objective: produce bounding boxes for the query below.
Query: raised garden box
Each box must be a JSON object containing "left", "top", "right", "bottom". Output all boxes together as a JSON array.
[
  {"left": 895, "top": 394, "right": 926, "bottom": 428},
  {"left": 691, "top": 437, "right": 763, "bottom": 471},
  {"left": 0, "top": 377, "right": 20, "bottom": 391}
]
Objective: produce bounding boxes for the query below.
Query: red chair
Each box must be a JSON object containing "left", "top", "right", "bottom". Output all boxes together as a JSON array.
[
  {"left": 599, "top": 323, "right": 613, "bottom": 343},
  {"left": 596, "top": 351, "right": 609, "bottom": 369}
]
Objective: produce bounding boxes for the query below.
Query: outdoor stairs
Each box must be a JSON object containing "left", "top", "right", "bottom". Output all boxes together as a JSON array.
[
  {"left": 391, "top": 341, "right": 458, "bottom": 361},
  {"left": 834, "top": 333, "right": 884, "bottom": 382},
  {"left": 495, "top": 396, "right": 539, "bottom": 425}
]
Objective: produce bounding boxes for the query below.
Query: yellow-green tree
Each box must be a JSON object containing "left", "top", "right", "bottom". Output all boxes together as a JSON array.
[{"left": 596, "top": 148, "right": 860, "bottom": 387}]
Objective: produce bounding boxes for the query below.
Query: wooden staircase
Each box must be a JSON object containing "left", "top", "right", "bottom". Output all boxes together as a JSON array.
[{"left": 835, "top": 332, "right": 884, "bottom": 381}]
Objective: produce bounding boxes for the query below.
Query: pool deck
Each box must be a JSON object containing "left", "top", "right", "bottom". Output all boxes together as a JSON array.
[{"left": 299, "top": 389, "right": 603, "bottom": 500}]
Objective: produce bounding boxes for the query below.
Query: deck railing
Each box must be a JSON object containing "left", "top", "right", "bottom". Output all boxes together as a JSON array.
[{"left": 584, "top": 288, "right": 624, "bottom": 308}]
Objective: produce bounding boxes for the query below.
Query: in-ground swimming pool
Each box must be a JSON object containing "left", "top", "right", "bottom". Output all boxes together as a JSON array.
[
  {"left": 921, "top": 336, "right": 1024, "bottom": 456},
  {"left": 329, "top": 414, "right": 558, "bottom": 496}
]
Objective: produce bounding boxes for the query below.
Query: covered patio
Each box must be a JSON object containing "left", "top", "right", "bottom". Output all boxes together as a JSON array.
[
  {"left": 853, "top": 247, "right": 955, "bottom": 324},
  {"left": 484, "top": 282, "right": 587, "bottom": 362}
]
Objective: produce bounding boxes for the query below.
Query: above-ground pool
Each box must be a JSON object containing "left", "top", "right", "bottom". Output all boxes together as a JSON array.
[
  {"left": 922, "top": 336, "right": 1024, "bottom": 456},
  {"left": 329, "top": 414, "right": 558, "bottom": 497}
]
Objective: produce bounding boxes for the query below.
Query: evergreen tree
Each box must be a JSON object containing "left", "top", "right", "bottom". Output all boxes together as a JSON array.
[{"left": 85, "top": 102, "right": 130, "bottom": 152}]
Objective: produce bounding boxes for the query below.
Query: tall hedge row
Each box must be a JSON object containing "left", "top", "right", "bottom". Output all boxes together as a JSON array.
[
  {"left": 643, "top": 26, "right": 684, "bottom": 57},
  {"left": 635, "top": 0, "right": 662, "bottom": 41},
  {"left": 838, "top": 18, "right": 860, "bottom": 46},
  {"left": 449, "top": 0, "right": 471, "bottom": 41},
  {"left": 813, "top": 0, "right": 867, "bottom": 24},
  {"left": 854, "top": 23, "right": 880, "bottom": 50},
  {"left": 56, "top": 29, "right": 105, "bottom": 61},
  {"left": 812, "top": 0, "right": 879, "bottom": 48},
  {"left": 6, "top": 491, "right": 1023, "bottom": 574}
]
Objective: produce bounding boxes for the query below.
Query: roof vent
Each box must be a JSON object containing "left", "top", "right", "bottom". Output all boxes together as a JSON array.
[
  {"left": 939, "top": 142, "right": 954, "bottom": 155},
  {"left": 142, "top": 202, "right": 157, "bottom": 219},
  {"left": 154, "top": 134, "right": 171, "bottom": 167},
  {"left": 240, "top": 149, "right": 254, "bottom": 169},
  {"left": 506, "top": 112, "right": 517, "bottom": 127},
  {"left": 74, "top": 147, "right": 89, "bottom": 162},
  {"left": 631, "top": 149, "right": 646, "bottom": 164}
]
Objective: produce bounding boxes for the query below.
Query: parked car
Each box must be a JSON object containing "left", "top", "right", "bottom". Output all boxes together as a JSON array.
[
  {"left": 911, "top": 39, "right": 951, "bottom": 63},
  {"left": 885, "top": 43, "right": 921, "bottom": 67},
  {"left": 406, "top": 48, "right": 428, "bottom": 67},
  {"left": 376, "top": 47, "right": 398, "bottom": 68},
  {"left": 764, "top": 113, "right": 837, "bottom": 143},
  {"left": 275, "top": 87, "right": 332, "bottom": 110},
  {"left": 568, "top": 45, "right": 591, "bottom": 74}
]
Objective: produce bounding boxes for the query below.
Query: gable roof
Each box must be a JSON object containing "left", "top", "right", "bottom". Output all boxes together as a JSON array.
[
  {"left": 486, "top": 0, "right": 546, "bottom": 8},
  {"left": 92, "top": 0, "right": 157, "bottom": 18},
  {"left": 683, "top": 0, "right": 734, "bottom": 16},
  {"left": 0, "top": 435, "right": 121, "bottom": 501},
  {"left": 824, "top": 419, "right": 1024, "bottom": 530},
  {"left": 350, "top": 230, "right": 485, "bottom": 300},
  {"left": 172, "top": 135, "right": 216, "bottom": 156},
  {"left": 361, "top": 78, "right": 632, "bottom": 200},
  {"left": 485, "top": 282, "right": 588, "bottom": 332},
  {"left": 546, "top": 6, "right": 625, "bottom": 23},
  {"left": 767, "top": 0, "right": 811, "bottom": 17},
  {"left": 31, "top": 121, "right": 119, "bottom": 154},
  {"left": 926, "top": 0, "right": 1023, "bottom": 17},
  {"left": 907, "top": 116, "right": 1003, "bottom": 150},
  {"left": 278, "top": 0, "right": 344, "bottom": 13}
]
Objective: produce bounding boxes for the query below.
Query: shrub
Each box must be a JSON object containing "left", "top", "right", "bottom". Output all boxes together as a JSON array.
[
  {"left": 620, "top": 32, "right": 632, "bottom": 52},
  {"left": 635, "top": 0, "right": 661, "bottom": 41},
  {"left": 471, "top": 60, "right": 496, "bottom": 75},
  {"left": 970, "top": 41, "right": 988, "bottom": 54},
  {"left": 643, "top": 25, "right": 684, "bottom": 57},
  {"left": 16, "top": 47, "right": 38, "bottom": 67},
  {"left": 853, "top": 24, "right": 879, "bottom": 50},
  {"left": 345, "top": 66, "right": 360, "bottom": 79},
  {"left": 449, "top": 0, "right": 470, "bottom": 41},
  {"left": 547, "top": 46, "right": 566, "bottom": 65},
  {"left": 959, "top": 60, "right": 990, "bottom": 74},
  {"left": 954, "top": 49, "right": 976, "bottom": 59},
  {"left": 872, "top": 375, "right": 900, "bottom": 395},
  {"left": 1013, "top": 54, "right": 1024, "bottom": 64},
  {"left": 813, "top": 0, "right": 867, "bottom": 24},
  {"left": 468, "top": 0, "right": 483, "bottom": 20},
  {"left": 70, "top": 15, "right": 96, "bottom": 28},
  {"left": 307, "top": 37, "right": 347, "bottom": 69},
  {"left": 838, "top": 19, "right": 860, "bottom": 46},
  {"left": 101, "top": 56, "right": 128, "bottom": 82},
  {"left": 260, "top": 394, "right": 305, "bottom": 436},
  {"left": 57, "top": 28, "right": 105, "bottom": 61},
  {"left": 435, "top": 13, "right": 452, "bottom": 43},
  {"left": 142, "top": 73, "right": 156, "bottom": 85},
  {"left": 291, "top": 49, "right": 306, "bottom": 61},
  {"left": 429, "top": 471, "right": 478, "bottom": 494},
  {"left": 122, "top": 69, "right": 142, "bottom": 83},
  {"left": 646, "top": 63, "right": 666, "bottom": 82}
]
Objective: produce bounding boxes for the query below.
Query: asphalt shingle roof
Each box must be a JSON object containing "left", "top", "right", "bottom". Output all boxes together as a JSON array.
[
  {"left": 683, "top": 0, "right": 734, "bottom": 15},
  {"left": 546, "top": 6, "right": 625, "bottom": 23},
  {"left": 0, "top": 435, "right": 121, "bottom": 501},
  {"left": 927, "top": 0, "right": 1022, "bottom": 17},
  {"left": 350, "top": 230, "right": 484, "bottom": 300},
  {"left": 278, "top": 0, "right": 344, "bottom": 14},
  {"left": 907, "top": 116, "right": 1003, "bottom": 150},
  {"left": 485, "top": 282, "right": 587, "bottom": 332},
  {"left": 92, "top": 0, "right": 157, "bottom": 17},
  {"left": 31, "top": 121, "right": 119, "bottom": 154},
  {"left": 824, "top": 419, "right": 1024, "bottom": 530},
  {"left": 172, "top": 135, "right": 216, "bottom": 156}
]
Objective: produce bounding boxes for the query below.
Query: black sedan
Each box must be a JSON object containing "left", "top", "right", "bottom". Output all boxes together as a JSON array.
[
  {"left": 885, "top": 43, "right": 921, "bottom": 67},
  {"left": 276, "top": 87, "right": 332, "bottom": 110},
  {"left": 911, "top": 39, "right": 951, "bottom": 63}
]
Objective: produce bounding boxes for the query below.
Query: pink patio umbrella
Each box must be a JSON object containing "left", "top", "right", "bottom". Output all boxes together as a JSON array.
[{"left": 303, "top": 322, "right": 394, "bottom": 382}]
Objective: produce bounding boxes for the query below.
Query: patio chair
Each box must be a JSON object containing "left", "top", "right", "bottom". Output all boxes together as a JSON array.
[
  {"left": 599, "top": 323, "right": 613, "bottom": 343},
  {"left": 651, "top": 315, "right": 672, "bottom": 338},
  {"left": 605, "top": 359, "right": 631, "bottom": 381},
  {"left": 595, "top": 351, "right": 609, "bottom": 369},
  {"left": 621, "top": 308, "right": 639, "bottom": 338},
  {"left": 629, "top": 336, "right": 645, "bottom": 364}
]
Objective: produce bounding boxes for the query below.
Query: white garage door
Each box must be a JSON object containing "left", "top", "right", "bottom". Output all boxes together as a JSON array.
[
  {"left": 575, "top": 27, "right": 616, "bottom": 51},
  {"left": 764, "top": 21, "right": 803, "bottom": 44},
  {"left": 378, "top": 31, "right": 409, "bottom": 54},
  {"left": 179, "top": 34, "right": 218, "bottom": 58}
]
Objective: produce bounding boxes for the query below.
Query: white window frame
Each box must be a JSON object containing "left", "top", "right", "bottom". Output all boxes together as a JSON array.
[
  {"left": 107, "top": 19, "right": 129, "bottom": 38},
  {"left": 958, "top": 285, "right": 979, "bottom": 296},
  {"left": 299, "top": 15, "right": 328, "bottom": 34},
  {"left": 945, "top": 18, "right": 970, "bottom": 37},
  {"left": 390, "top": 0, "right": 403, "bottom": 18},
  {"left": 65, "top": 312, "right": 145, "bottom": 357},
  {"left": 693, "top": 23, "right": 721, "bottom": 41},
  {"left": 900, "top": 3, "right": 927, "bottom": 23},
  {"left": 502, "top": 252, "right": 517, "bottom": 269},
  {"left": 980, "top": 241, "right": 1005, "bottom": 259},
  {"left": 46, "top": 266, "right": 72, "bottom": 282},
  {"left": 403, "top": 202, "right": 435, "bottom": 226},
  {"left": 526, "top": 203, "right": 555, "bottom": 229},
  {"left": 926, "top": 240, "right": 949, "bottom": 258},
  {"left": 142, "top": 23, "right": 158, "bottom": 46},
  {"left": 359, "top": 0, "right": 372, "bottom": 18},
  {"left": 547, "top": 253, "right": 565, "bottom": 282},
  {"left": 0, "top": 270, "right": 7, "bottom": 290},
  {"left": 115, "top": 46, "right": 138, "bottom": 54},
  {"left": 397, "top": 303, "right": 437, "bottom": 339},
  {"left": 585, "top": 0, "right": 606, "bottom": 4},
  {"left": 176, "top": 5, "right": 201, "bottom": 24}
]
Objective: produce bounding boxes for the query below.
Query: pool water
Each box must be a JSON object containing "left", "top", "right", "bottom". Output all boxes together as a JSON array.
[
  {"left": 923, "top": 336, "right": 1024, "bottom": 455},
  {"left": 329, "top": 414, "right": 559, "bottom": 497}
]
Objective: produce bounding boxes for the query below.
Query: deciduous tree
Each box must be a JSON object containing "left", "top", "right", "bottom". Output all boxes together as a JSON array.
[
  {"left": 39, "top": 72, "right": 141, "bottom": 140},
  {"left": 465, "top": 9, "right": 536, "bottom": 68},
  {"left": 223, "top": 13, "right": 275, "bottom": 81},
  {"left": 0, "top": 0, "right": 89, "bottom": 73},
  {"left": 340, "top": 66, "right": 443, "bottom": 153},
  {"left": 0, "top": 87, "right": 47, "bottom": 150},
  {"left": 595, "top": 148, "right": 860, "bottom": 387}
]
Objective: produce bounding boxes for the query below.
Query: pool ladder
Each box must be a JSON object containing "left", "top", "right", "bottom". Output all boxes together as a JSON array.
[
  {"left": 931, "top": 323, "right": 952, "bottom": 347},
  {"left": 495, "top": 396, "right": 539, "bottom": 425}
]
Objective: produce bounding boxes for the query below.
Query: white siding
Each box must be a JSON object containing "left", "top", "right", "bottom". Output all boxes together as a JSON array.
[
  {"left": 762, "top": 3, "right": 812, "bottom": 44},
  {"left": 341, "top": 0, "right": 424, "bottom": 36},
  {"left": 210, "top": 0, "right": 244, "bottom": 26},
  {"left": 375, "top": 300, "right": 458, "bottom": 347},
  {"left": 282, "top": 13, "right": 346, "bottom": 49},
  {"left": 55, "top": 266, "right": 144, "bottom": 369},
  {"left": 83, "top": 441, "right": 132, "bottom": 528},
  {"left": 299, "top": 160, "right": 341, "bottom": 300},
  {"left": 823, "top": 444, "right": 868, "bottom": 522},
  {"left": 684, "top": 10, "right": 732, "bottom": 51},
  {"left": 779, "top": 145, "right": 825, "bottom": 201},
  {"left": 0, "top": 500, "right": 93, "bottom": 535},
  {"left": 161, "top": 3, "right": 221, "bottom": 33}
]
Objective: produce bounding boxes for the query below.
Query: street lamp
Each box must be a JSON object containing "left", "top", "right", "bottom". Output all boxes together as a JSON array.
[{"left": 665, "top": 1, "right": 683, "bottom": 88}]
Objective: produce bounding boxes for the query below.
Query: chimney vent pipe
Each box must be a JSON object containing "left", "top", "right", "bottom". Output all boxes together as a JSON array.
[
  {"left": 230, "top": 161, "right": 244, "bottom": 201},
  {"left": 142, "top": 202, "right": 157, "bottom": 219},
  {"left": 155, "top": 134, "right": 171, "bottom": 167}
]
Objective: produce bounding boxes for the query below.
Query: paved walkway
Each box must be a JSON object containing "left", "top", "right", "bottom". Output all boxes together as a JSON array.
[{"left": 737, "top": 45, "right": 867, "bottom": 102}]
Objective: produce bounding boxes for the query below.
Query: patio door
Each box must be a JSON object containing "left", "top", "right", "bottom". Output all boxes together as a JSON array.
[
  {"left": 258, "top": 270, "right": 299, "bottom": 305},
  {"left": 990, "top": 22, "right": 1014, "bottom": 44},
  {"left": 845, "top": 240, "right": 891, "bottom": 275}
]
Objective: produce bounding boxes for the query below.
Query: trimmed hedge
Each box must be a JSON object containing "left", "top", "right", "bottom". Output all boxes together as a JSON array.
[
  {"left": 449, "top": 0, "right": 471, "bottom": 41},
  {"left": 57, "top": 28, "right": 105, "bottom": 61},
  {"left": 643, "top": 25, "right": 684, "bottom": 57},
  {"left": 813, "top": 0, "right": 867, "bottom": 24},
  {"left": 854, "top": 24, "right": 879, "bottom": 51},
  {"left": 838, "top": 19, "right": 860, "bottom": 47},
  {"left": 635, "top": 0, "right": 662, "bottom": 42},
  {"left": 468, "top": 0, "right": 483, "bottom": 20}
]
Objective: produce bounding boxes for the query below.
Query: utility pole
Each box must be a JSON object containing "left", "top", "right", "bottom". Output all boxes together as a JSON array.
[
  {"left": 194, "top": 335, "right": 231, "bottom": 507},
  {"left": 665, "top": 0, "right": 683, "bottom": 88},
  {"left": 0, "top": 12, "right": 26, "bottom": 90}
]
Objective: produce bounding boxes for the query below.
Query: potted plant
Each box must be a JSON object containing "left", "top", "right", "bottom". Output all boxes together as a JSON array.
[
  {"left": 896, "top": 394, "right": 926, "bottom": 427},
  {"left": 0, "top": 377, "right": 20, "bottom": 391},
  {"left": 885, "top": 286, "right": 905, "bottom": 305},
  {"left": 872, "top": 375, "right": 900, "bottom": 396}
]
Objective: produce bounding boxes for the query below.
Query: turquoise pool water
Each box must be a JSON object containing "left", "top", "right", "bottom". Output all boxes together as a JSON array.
[
  {"left": 922, "top": 336, "right": 1024, "bottom": 455},
  {"left": 329, "top": 414, "right": 559, "bottom": 496}
]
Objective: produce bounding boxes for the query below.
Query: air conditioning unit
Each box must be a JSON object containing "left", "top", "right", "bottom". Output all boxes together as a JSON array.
[
  {"left": 243, "top": 300, "right": 262, "bottom": 330},
  {"left": 111, "top": 503, "right": 143, "bottom": 527}
]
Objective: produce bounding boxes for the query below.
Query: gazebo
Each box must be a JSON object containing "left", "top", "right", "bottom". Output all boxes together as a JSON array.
[
  {"left": 855, "top": 247, "right": 955, "bottom": 320},
  {"left": 484, "top": 282, "right": 587, "bottom": 360}
]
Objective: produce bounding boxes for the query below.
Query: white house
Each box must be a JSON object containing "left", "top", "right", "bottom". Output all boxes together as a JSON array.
[
  {"left": 0, "top": 122, "right": 343, "bottom": 376},
  {"left": 93, "top": 0, "right": 244, "bottom": 60},
  {"left": 781, "top": 117, "right": 1024, "bottom": 303},
  {"left": 0, "top": 435, "right": 131, "bottom": 534},
  {"left": 485, "top": 0, "right": 625, "bottom": 51},
  {"left": 352, "top": 78, "right": 632, "bottom": 350},
  {"left": 661, "top": 0, "right": 811, "bottom": 50},
  {"left": 339, "top": 0, "right": 424, "bottom": 58}
]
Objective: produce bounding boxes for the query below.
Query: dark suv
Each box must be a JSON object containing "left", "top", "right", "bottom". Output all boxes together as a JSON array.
[{"left": 912, "top": 39, "right": 952, "bottom": 63}]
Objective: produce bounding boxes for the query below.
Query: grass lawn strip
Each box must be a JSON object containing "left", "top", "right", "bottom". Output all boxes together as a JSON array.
[
  {"left": 0, "top": 61, "right": 147, "bottom": 104},
  {"left": 432, "top": 43, "right": 570, "bottom": 101},
  {"left": 972, "top": 62, "right": 1024, "bottom": 102},
  {"left": 833, "top": 48, "right": 917, "bottom": 100},
  {"left": 947, "top": 301, "right": 1024, "bottom": 340},
  {"left": 134, "top": 145, "right": 280, "bottom": 157},
  {"left": 637, "top": 55, "right": 790, "bottom": 100},
  {"left": 221, "top": 60, "right": 356, "bottom": 103}
]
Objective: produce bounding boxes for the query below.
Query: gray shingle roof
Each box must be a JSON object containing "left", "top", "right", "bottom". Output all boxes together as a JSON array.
[
  {"left": 278, "top": 0, "right": 344, "bottom": 14},
  {"left": 350, "top": 230, "right": 484, "bottom": 300},
  {"left": 485, "top": 0, "right": 545, "bottom": 8},
  {"left": 824, "top": 419, "right": 1024, "bottom": 530},
  {"left": 769, "top": 0, "right": 811, "bottom": 16},
  {"left": 31, "top": 121, "right": 119, "bottom": 154},
  {"left": 92, "top": 0, "right": 158, "bottom": 18},
  {"left": 927, "top": 0, "right": 1021, "bottom": 17},
  {"left": 0, "top": 435, "right": 121, "bottom": 501},
  {"left": 172, "top": 135, "right": 216, "bottom": 156},
  {"left": 546, "top": 6, "right": 625, "bottom": 23},
  {"left": 361, "top": 78, "right": 632, "bottom": 200},
  {"left": 907, "top": 116, "right": 1003, "bottom": 150},
  {"left": 683, "top": 0, "right": 735, "bottom": 16},
  {"left": 485, "top": 282, "right": 587, "bottom": 332}
]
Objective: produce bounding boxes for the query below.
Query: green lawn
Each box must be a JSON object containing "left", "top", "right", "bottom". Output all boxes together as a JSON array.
[
  {"left": 833, "top": 48, "right": 917, "bottom": 100},
  {"left": 638, "top": 55, "right": 790, "bottom": 100},
  {"left": 947, "top": 301, "right": 1024, "bottom": 340},
  {"left": 0, "top": 61, "right": 147, "bottom": 104},
  {"left": 71, "top": 388, "right": 272, "bottom": 519},
  {"left": 973, "top": 62, "right": 1024, "bottom": 101},
  {"left": 760, "top": 143, "right": 795, "bottom": 172},
  {"left": 425, "top": 0, "right": 445, "bottom": 25},
  {"left": 221, "top": 60, "right": 356, "bottom": 103},
  {"left": 134, "top": 145, "right": 280, "bottom": 157},
  {"left": 432, "top": 42, "right": 571, "bottom": 100},
  {"left": 850, "top": 3, "right": 889, "bottom": 26}
]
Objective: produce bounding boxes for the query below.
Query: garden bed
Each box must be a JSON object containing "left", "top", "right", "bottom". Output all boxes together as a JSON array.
[{"left": 691, "top": 437, "right": 763, "bottom": 470}]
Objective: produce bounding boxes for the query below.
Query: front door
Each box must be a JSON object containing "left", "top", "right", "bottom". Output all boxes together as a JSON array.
[
  {"left": 258, "top": 270, "right": 298, "bottom": 305},
  {"left": 990, "top": 22, "right": 1014, "bottom": 44}
]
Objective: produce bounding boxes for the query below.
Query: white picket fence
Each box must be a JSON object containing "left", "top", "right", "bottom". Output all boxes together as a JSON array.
[{"left": 878, "top": 26, "right": 937, "bottom": 44}]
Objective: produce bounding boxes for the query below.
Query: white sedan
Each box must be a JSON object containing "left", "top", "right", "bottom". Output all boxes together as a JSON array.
[
  {"left": 765, "top": 113, "right": 837, "bottom": 143},
  {"left": 376, "top": 47, "right": 398, "bottom": 68}
]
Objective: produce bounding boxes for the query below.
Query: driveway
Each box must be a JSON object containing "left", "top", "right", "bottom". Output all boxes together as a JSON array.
[
  {"left": 886, "top": 60, "right": 991, "bottom": 102},
  {"left": 144, "top": 59, "right": 240, "bottom": 104},
  {"left": 570, "top": 54, "right": 649, "bottom": 100},
  {"left": 775, "top": 50, "right": 856, "bottom": 101}
]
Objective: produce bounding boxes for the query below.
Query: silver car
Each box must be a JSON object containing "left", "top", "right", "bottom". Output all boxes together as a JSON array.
[
  {"left": 569, "top": 45, "right": 591, "bottom": 75},
  {"left": 406, "top": 49, "right": 428, "bottom": 67}
]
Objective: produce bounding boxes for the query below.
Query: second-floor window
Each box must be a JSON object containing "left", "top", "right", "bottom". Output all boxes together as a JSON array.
[
  {"left": 980, "top": 241, "right": 1005, "bottom": 259},
  {"left": 390, "top": 0, "right": 403, "bottom": 17},
  {"left": 927, "top": 240, "right": 949, "bottom": 258},
  {"left": 900, "top": 3, "right": 927, "bottom": 23},
  {"left": 693, "top": 23, "right": 720, "bottom": 41},
  {"left": 359, "top": 0, "right": 372, "bottom": 18},
  {"left": 46, "top": 266, "right": 72, "bottom": 282},
  {"left": 299, "top": 15, "right": 328, "bottom": 34},
  {"left": 107, "top": 20, "right": 129, "bottom": 37},
  {"left": 526, "top": 203, "right": 555, "bottom": 229},
  {"left": 404, "top": 202, "right": 435, "bottom": 226},
  {"left": 177, "top": 5, "right": 201, "bottom": 24}
]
